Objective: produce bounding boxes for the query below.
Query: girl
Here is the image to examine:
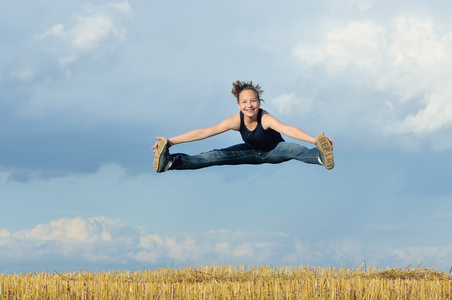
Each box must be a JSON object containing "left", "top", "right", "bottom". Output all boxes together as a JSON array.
[{"left": 152, "top": 81, "right": 334, "bottom": 172}]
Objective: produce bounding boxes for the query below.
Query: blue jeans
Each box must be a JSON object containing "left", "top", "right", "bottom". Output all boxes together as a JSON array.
[{"left": 169, "top": 142, "right": 321, "bottom": 170}]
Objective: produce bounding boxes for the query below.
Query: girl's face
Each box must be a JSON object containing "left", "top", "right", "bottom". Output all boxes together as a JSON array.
[{"left": 237, "top": 89, "right": 260, "bottom": 118}]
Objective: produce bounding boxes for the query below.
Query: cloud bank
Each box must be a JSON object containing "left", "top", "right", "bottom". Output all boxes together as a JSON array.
[
  {"left": 292, "top": 16, "right": 452, "bottom": 139},
  {"left": 1, "top": 216, "right": 451, "bottom": 273}
]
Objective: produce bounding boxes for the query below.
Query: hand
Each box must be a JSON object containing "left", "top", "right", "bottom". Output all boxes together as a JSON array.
[
  {"left": 151, "top": 137, "right": 172, "bottom": 153},
  {"left": 323, "top": 132, "right": 334, "bottom": 149},
  {"left": 316, "top": 132, "right": 334, "bottom": 149}
]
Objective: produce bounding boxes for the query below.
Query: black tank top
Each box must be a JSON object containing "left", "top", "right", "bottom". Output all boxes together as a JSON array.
[{"left": 239, "top": 109, "right": 284, "bottom": 151}]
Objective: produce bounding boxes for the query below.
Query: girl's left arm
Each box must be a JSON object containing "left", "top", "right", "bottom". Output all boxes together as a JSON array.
[{"left": 263, "top": 114, "right": 333, "bottom": 146}]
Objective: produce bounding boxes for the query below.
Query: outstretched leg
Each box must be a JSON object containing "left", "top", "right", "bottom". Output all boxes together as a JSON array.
[
  {"left": 169, "top": 144, "right": 262, "bottom": 170},
  {"left": 262, "top": 139, "right": 334, "bottom": 170},
  {"left": 263, "top": 142, "right": 321, "bottom": 165}
]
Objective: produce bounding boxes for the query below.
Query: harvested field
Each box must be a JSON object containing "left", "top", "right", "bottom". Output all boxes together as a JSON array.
[{"left": 1, "top": 264, "right": 451, "bottom": 299}]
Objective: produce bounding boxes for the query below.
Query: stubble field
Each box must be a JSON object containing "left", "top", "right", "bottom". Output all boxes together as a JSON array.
[{"left": 1, "top": 264, "right": 451, "bottom": 299}]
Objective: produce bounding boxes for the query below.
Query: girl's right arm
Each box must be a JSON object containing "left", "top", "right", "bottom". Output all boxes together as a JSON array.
[{"left": 152, "top": 114, "right": 240, "bottom": 152}]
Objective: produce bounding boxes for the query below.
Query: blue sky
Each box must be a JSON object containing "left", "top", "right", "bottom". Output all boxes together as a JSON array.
[{"left": 1, "top": 0, "right": 452, "bottom": 273}]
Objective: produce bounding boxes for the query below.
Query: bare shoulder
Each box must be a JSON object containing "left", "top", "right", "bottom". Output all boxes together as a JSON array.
[
  {"left": 261, "top": 111, "right": 288, "bottom": 131},
  {"left": 261, "top": 111, "right": 278, "bottom": 124},
  {"left": 219, "top": 113, "right": 241, "bottom": 131}
]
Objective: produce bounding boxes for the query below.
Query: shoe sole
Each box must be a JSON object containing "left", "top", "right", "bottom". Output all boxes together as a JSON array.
[
  {"left": 316, "top": 134, "right": 334, "bottom": 170},
  {"left": 153, "top": 138, "right": 168, "bottom": 172}
]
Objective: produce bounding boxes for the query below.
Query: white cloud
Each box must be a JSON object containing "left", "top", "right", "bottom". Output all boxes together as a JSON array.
[
  {"left": 0, "top": 216, "right": 135, "bottom": 262},
  {"left": 26, "top": 216, "right": 122, "bottom": 244},
  {"left": 34, "top": 1, "right": 132, "bottom": 65},
  {"left": 110, "top": 1, "right": 133, "bottom": 14},
  {"left": 34, "top": 24, "right": 66, "bottom": 40},
  {"left": 389, "top": 246, "right": 452, "bottom": 267},
  {"left": 269, "top": 93, "right": 312, "bottom": 116},
  {"left": 283, "top": 238, "right": 364, "bottom": 266},
  {"left": 71, "top": 14, "right": 126, "bottom": 51},
  {"left": 58, "top": 55, "right": 77, "bottom": 67},
  {"left": 232, "top": 243, "right": 254, "bottom": 257},
  {"left": 131, "top": 230, "right": 285, "bottom": 265},
  {"left": 283, "top": 239, "right": 312, "bottom": 264},
  {"left": 294, "top": 21, "right": 385, "bottom": 71},
  {"left": 11, "top": 2, "right": 138, "bottom": 123},
  {"left": 0, "top": 229, "right": 10, "bottom": 238},
  {"left": 1, "top": 216, "right": 452, "bottom": 271},
  {"left": 293, "top": 16, "right": 452, "bottom": 136},
  {"left": 0, "top": 218, "right": 288, "bottom": 268},
  {"left": 214, "top": 242, "right": 231, "bottom": 256},
  {"left": 11, "top": 66, "right": 36, "bottom": 82}
]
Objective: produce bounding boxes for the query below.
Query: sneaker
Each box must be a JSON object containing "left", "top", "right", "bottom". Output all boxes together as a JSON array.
[
  {"left": 316, "top": 134, "right": 334, "bottom": 170},
  {"left": 153, "top": 138, "right": 171, "bottom": 173}
]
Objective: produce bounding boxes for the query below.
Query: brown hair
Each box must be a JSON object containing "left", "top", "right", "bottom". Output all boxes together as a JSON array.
[{"left": 231, "top": 80, "right": 264, "bottom": 102}]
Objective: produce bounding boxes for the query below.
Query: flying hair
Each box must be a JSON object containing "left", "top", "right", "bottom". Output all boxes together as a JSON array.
[{"left": 231, "top": 80, "right": 264, "bottom": 102}]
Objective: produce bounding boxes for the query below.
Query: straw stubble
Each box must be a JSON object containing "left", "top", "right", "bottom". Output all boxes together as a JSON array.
[{"left": 1, "top": 265, "right": 451, "bottom": 299}]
